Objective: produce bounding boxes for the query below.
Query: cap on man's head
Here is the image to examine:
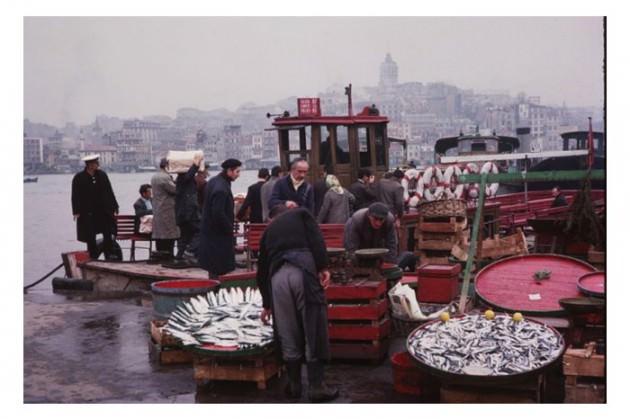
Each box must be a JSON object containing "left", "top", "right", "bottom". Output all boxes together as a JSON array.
[
  {"left": 367, "top": 202, "right": 390, "bottom": 219},
  {"left": 221, "top": 158, "right": 242, "bottom": 170},
  {"left": 82, "top": 154, "right": 100, "bottom": 163}
]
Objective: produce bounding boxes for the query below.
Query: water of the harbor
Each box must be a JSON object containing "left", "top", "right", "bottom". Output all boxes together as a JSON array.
[{"left": 23, "top": 170, "right": 259, "bottom": 289}]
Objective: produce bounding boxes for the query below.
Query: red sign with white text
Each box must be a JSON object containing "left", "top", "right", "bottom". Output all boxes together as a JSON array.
[{"left": 297, "top": 98, "right": 321, "bottom": 118}]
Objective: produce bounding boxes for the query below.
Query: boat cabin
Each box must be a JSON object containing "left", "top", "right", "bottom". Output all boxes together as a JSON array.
[
  {"left": 434, "top": 132, "right": 520, "bottom": 162},
  {"left": 561, "top": 131, "right": 605, "bottom": 157},
  {"left": 270, "top": 98, "right": 390, "bottom": 188}
]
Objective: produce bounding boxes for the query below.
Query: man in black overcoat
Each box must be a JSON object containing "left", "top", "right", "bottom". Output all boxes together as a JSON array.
[
  {"left": 175, "top": 152, "right": 203, "bottom": 260},
  {"left": 71, "top": 154, "right": 119, "bottom": 259},
  {"left": 236, "top": 168, "right": 269, "bottom": 223},
  {"left": 268, "top": 158, "right": 314, "bottom": 214},
  {"left": 257, "top": 206, "right": 338, "bottom": 403},
  {"left": 197, "top": 158, "right": 241, "bottom": 278},
  {"left": 348, "top": 168, "right": 377, "bottom": 211}
]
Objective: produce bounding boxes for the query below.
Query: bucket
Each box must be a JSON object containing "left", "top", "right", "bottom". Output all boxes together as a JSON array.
[
  {"left": 151, "top": 279, "right": 220, "bottom": 320},
  {"left": 391, "top": 351, "right": 425, "bottom": 396}
]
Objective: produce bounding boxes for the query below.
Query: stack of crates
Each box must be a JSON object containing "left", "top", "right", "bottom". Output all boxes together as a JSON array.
[{"left": 326, "top": 279, "right": 390, "bottom": 362}]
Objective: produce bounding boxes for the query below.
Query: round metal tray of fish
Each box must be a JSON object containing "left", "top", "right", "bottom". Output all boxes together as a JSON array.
[
  {"left": 406, "top": 313, "right": 565, "bottom": 385},
  {"left": 163, "top": 287, "right": 275, "bottom": 356}
]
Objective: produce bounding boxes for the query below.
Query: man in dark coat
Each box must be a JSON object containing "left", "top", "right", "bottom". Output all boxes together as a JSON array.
[
  {"left": 551, "top": 186, "right": 569, "bottom": 207},
  {"left": 269, "top": 158, "right": 314, "bottom": 214},
  {"left": 348, "top": 168, "right": 377, "bottom": 211},
  {"left": 257, "top": 206, "right": 338, "bottom": 403},
  {"left": 175, "top": 152, "right": 203, "bottom": 260},
  {"left": 71, "top": 154, "right": 119, "bottom": 259},
  {"left": 197, "top": 158, "right": 241, "bottom": 278},
  {"left": 236, "top": 168, "right": 269, "bottom": 223},
  {"left": 133, "top": 184, "right": 153, "bottom": 233}
]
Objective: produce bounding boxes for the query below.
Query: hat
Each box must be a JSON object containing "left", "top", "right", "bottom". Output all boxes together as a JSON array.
[
  {"left": 393, "top": 169, "right": 404, "bottom": 179},
  {"left": 82, "top": 154, "right": 100, "bottom": 162},
  {"left": 221, "top": 158, "right": 242, "bottom": 170},
  {"left": 367, "top": 202, "right": 390, "bottom": 219}
]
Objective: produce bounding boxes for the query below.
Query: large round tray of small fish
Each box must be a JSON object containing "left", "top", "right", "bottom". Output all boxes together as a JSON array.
[
  {"left": 406, "top": 314, "right": 565, "bottom": 384},
  {"left": 163, "top": 287, "right": 275, "bottom": 356}
]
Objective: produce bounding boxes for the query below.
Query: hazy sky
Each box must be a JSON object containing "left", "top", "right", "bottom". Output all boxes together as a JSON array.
[{"left": 24, "top": 17, "right": 605, "bottom": 127}]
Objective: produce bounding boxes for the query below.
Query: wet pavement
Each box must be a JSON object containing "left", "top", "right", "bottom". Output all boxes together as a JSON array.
[{"left": 24, "top": 289, "right": 425, "bottom": 404}]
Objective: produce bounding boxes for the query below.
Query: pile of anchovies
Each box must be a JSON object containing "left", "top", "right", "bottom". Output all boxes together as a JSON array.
[
  {"left": 407, "top": 314, "right": 564, "bottom": 376},
  {"left": 163, "top": 287, "right": 274, "bottom": 350}
]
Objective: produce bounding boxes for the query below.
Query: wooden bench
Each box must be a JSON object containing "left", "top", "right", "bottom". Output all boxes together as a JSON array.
[
  {"left": 244, "top": 223, "right": 268, "bottom": 269},
  {"left": 115, "top": 215, "right": 152, "bottom": 261}
]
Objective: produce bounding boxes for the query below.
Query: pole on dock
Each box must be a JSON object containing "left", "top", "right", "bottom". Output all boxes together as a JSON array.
[{"left": 458, "top": 173, "right": 487, "bottom": 314}]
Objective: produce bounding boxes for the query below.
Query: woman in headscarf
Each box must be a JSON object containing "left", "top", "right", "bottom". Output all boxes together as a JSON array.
[{"left": 316, "top": 174, "right": 355, "bottom": 224}]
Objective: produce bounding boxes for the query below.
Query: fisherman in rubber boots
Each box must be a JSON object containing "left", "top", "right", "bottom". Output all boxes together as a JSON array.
[{"left": 256, "top": 205, "right": 339, "bottom": 403}]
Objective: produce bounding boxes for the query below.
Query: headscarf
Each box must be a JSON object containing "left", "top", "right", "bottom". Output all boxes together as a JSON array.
[{"left": 325, "top": 174, "right": 344, "bottom": 195}]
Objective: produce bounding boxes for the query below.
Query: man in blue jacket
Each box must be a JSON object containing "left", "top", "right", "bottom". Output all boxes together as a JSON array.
[{"left": 268, "top": 158, "right": 314, "bottom": 214}]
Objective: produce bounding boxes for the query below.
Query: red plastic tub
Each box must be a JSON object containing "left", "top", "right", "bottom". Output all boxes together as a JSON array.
[{"left": 391, "top": 351, "right": 425, "bottom": 396}]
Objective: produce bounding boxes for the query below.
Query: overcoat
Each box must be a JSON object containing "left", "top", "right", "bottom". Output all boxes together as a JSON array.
[
  {"left": 175, "top": 164, "right": 200, "bottom": 225},
  {"left": 71, "top": 169, "right": 119, "bottom": 243},
  {"left": 151, "top": 170, "right": 180, "bottom": 240},
  {"left": 268, "top": 175, "right": 314, "bottom": 214},
  {"left": 197, "top": 172, "right": 236, "bottom": 275}
]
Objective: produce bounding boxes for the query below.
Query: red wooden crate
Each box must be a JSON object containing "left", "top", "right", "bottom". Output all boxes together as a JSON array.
[
  {"left": 329, "top": 340, "right": 388, "bottom": 361},
  {"left": 327, "top": 298, "right": 388, "bottom": 321},
  {"left": 328, "top": 317, "right": 391, "bottom": 341},
  {"left": 325, "top": 280, "right": 386, "bottom": 301},
  {"left": 416, "top": 276, "right": 459, "bottom": 303}
]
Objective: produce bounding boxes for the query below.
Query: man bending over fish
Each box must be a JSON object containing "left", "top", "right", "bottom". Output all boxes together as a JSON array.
[{"left": 256, "top": 205, "right": 339, "bottom": 403}]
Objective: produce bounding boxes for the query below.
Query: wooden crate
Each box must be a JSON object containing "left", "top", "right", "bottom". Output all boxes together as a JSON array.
[
  {"left": 440, "top": 374, "right": 544, "bottom": 403},
  {"left": 148, "top": 337, "right": 193, "bottom": 365},
  {"left": 148, "top": 319, "right": 193, "bottom": 365},
  {"left": 193, "top": 352, "right": 281, "bottom": 390},
  {"left": 329, "top": 338, "right": 389, "bottom": 362},
  {"left": 563, "top": 343, "right": 606, "bottom": 403},
  {"left": 326, "top": 279, "right": 390, "bottom": 361}
]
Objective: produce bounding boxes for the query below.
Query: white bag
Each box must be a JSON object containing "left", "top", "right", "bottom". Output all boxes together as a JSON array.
[
  {"left": 166, "top": 150, "right": 205, "bottom": 174},
  {"left": 139, "top": 215, "right": 153, "bottom": 234},
  {"left": 387, "top": 282, "right": 450, "bottom": 321}
]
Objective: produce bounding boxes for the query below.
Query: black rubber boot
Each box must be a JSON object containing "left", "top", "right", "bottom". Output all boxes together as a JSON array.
[
  {"left": 307, "top": 361, "right": 339, "bottom": 403},
  {"left": 284, "top": 360, "right": 303, "bottom": 400}
]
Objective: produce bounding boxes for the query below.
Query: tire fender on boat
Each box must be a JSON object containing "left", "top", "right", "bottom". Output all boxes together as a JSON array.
[
  {"left": 443, "top": 165, "right": 464, "bottom": 199},
  {"left": 481, "top": 161, "right": 500, "bottom": 197},
  {"left": 463, "top": 163, "right": 480, "bottom": 200},
  {"left": 402, "top": 168, "right": 423, "bottom": 207},
  {"left": 422, "top": 166, "right": 445, "bottom": 201}
]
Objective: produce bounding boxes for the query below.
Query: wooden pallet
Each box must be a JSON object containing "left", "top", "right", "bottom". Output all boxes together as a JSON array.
[
  {"left": 563, "top": 343, "right": 606, "bottom": 403},
  {"left": 193, "top": 351, "right": 281, "bottom": 390},
  {"left": 148, "top": 320, "right": 193, "bottom": 365}
]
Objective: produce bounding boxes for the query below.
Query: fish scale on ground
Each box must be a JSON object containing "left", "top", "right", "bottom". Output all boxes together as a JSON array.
[
  {"left": 407, "top": 314, "right": 563, "bottom": 376},
  {"left": 163, "top": 287, "right": 274, "bottom": 350}
]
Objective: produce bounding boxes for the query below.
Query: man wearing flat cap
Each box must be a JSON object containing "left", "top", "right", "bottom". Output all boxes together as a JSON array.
[
  {"left": 197, "top": 158, "right": 242, "bottom": 278},
  {"left": 343, "top": 202, "right": 418, "bottom": 272},
  {"left": 71, "top": 154, "right": 119, "bottom": 259}
]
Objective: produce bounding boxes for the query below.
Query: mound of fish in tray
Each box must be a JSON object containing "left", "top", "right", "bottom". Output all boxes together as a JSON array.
[
  {"left": 163, "top": 287, "right": 274, "bottom": 350},
  {"left": 407, "top": 314, "right": 564, "bottom": 376}
]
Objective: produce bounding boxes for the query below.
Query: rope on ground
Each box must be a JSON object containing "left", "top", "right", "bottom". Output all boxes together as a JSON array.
[{"left": 23, "top": 262, "right": 64, "bottom": 293}]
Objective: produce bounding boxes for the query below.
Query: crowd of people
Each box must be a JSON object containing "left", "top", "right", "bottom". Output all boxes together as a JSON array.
[{"left": 69, "top": 153, "right": 444, "bottom": 402}]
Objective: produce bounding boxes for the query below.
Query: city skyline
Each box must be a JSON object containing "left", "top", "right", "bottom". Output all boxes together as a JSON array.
[{"left": 24, "top": 17, "right": 605, "bottom": 127}]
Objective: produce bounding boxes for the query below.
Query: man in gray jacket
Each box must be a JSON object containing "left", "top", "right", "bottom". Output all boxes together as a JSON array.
[
  {"left": 376, "top": 169, "right": 405, "bottom": 220},
  {"left": 344, "top": 202, "right": 418, "bottom": 272},
  {"left": 151, "top": 158, "right": 180, "bottom": 259}
]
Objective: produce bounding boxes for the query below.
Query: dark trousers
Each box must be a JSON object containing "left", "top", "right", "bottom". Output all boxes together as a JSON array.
[
  {"left": 86, "top": 233, "right": 113, "bottom": 259},
  {"left": 176, "top": 221, "right": 200, "bottom": 258},
  {"left": 155, "top": 239, "right": 175, "bottom": 256}
]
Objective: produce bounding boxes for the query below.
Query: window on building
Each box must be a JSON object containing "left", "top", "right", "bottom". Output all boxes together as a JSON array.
[{"left": 336, "top": 126, "right": 350, "bottom": 164}]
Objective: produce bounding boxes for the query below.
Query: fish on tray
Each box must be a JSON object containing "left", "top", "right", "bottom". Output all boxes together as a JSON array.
[
  {"left": 407, "top": 314, "right": 564, "bottom": 376},
  {"left": 163, "top": 287, "right": 274, "bottom": 350}
]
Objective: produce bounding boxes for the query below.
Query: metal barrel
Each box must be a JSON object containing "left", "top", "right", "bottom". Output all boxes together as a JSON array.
[{"left": 150, "top": 279, "right": 220, "bottom": 320}]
